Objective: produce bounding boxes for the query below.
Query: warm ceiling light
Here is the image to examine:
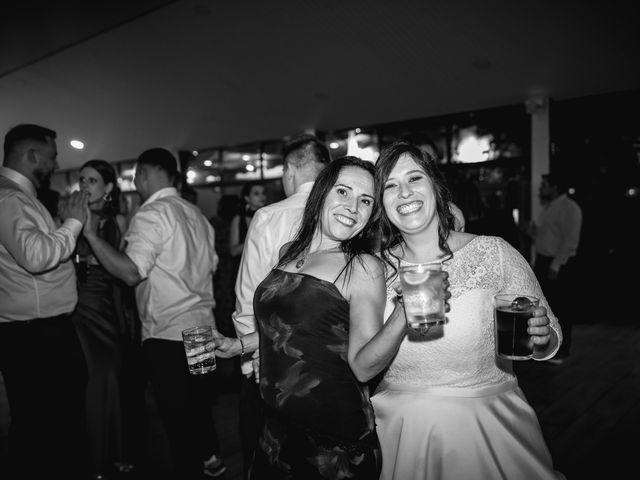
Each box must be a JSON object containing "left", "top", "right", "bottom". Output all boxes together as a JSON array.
[
  {"left": 329, "top": 142, "right": 340, "bottom": 149},
  {"left": 70, "top": 140, "right": 84, "bottom": 149},
  {"left": 203, "top": 160, "right": 213, "bottom": 167}
]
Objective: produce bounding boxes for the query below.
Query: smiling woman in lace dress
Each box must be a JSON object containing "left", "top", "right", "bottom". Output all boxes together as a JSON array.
[{"left": 371, "top": 140, "right": 566, "bottom": 480}]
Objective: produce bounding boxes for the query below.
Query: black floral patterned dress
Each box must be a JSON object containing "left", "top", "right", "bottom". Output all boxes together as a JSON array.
[{"left": 250, "top": 269, "right": 381, "bottom": 480}]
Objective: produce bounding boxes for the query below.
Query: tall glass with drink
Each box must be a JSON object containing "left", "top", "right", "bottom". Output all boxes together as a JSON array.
[
  {"left": 182, "top": 325, "right": 217, "bottom": 375},
  {"left": 493, "top": 294, "right": 540, "bottom": 360},
  {"left": 398, "top": 262, "right": 446, "bottom": 333}
]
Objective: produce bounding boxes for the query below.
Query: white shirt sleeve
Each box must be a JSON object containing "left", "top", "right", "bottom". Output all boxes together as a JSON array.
[
  {"left": 232, "top": 208, "right": 277, "bottom": 375},
  {"left": 124, "top": 205, "right": 165, "bottom": 280},
  {"left": 0, "top": 192, "right": 81, "bottom": 273}
]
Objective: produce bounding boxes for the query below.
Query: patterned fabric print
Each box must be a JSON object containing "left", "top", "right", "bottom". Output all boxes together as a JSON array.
[
  {"left": 252, "top": 269, "right": 381, "bottom": 479},
  {"left": 253, "top": 412, "right": 380, "bottom": 480}
]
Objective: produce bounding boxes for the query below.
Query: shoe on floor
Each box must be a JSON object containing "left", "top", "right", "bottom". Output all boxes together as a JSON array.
[{"left": 203, "top": 454, "right": 227, "bottom": 477}]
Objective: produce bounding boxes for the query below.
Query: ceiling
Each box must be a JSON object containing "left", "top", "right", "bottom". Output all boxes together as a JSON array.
[{"left": 1, "top": 0, "right": 639, "bottom": 172}]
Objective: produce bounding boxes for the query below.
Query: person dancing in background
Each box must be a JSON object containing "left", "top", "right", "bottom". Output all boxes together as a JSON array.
[
  {"left": 81, "top": 148, "right": 226, "bottom": 479},
  {"left": 72, "top": 159, "right": 136, "bottom": 479},
  {"left": 0, "top": 123, "right": 89, "bottom": 479},
  {"left": 371, "top": 140, "right": 565, "bottom": 480}
]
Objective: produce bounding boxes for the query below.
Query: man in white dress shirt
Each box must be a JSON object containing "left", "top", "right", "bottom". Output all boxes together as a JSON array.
[
  {"left": 0, "top": 123, "right": 90, "bottom": 479},
  {"left": 231, "top": 133, "right": 331, "bottom": 478},
  {"left": 532, "top": 172, "right": 582, "bottom": 364},
  {"left": 83, "top": 148, "right": 226, "bottom": 478}
]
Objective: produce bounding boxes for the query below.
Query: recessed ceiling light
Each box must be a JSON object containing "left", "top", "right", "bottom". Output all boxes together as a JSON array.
[{"left": 70, "top": 140, "right": 84, "bottom": 149}]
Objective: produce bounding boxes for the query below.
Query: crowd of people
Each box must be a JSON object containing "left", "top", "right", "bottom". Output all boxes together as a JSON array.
[{"left": 0, "top": 124, "right": 571, "bottom": 480}]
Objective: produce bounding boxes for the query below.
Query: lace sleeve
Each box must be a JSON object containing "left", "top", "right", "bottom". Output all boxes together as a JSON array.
[{"left": 497, "top": 238, "right": 562, "bottom": 359}]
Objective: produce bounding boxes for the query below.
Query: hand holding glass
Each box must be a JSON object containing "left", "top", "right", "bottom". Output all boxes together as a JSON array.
[
  {"left": 494, "top": 294, "right": 540, "bottom": 360},
  {"left": 398, "top": 262, "right": 446, "bottom": 332},
  {"left": 182, "top": 325, "right": 217, "bottom": 375}
]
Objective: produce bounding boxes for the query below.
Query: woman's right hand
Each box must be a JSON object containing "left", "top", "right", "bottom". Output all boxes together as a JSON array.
[{"left": 212, "top": 330, "right": 241, "bottom": 358}]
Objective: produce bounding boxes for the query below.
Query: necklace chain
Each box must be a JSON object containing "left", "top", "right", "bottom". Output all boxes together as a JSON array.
[{"left": 294, "top": 246, "right": 340, "bottom": 269}]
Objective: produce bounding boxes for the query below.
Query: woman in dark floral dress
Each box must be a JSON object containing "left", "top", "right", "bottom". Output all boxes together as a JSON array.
[{"left": 214, "top": 156, "right": 412, "bottom": 479}]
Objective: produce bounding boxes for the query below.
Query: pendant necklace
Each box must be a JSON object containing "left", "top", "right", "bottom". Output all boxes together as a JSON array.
[
  {"left": 295, "top": 246, "right": 339, "bottom": 269},
  {"left": 295, "top": 247, "right": 312, "bottom": 269}
]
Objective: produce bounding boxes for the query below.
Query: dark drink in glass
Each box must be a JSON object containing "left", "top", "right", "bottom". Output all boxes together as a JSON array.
[{"left": 494, "top": 294, "right": 539, "bottom": 360}]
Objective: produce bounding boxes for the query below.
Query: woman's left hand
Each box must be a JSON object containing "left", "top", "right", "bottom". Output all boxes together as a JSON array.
[
  {"left": 442, "top": 270, "right": 451, "bottom": 313},
  {"left": 528, "top": 306, "right": 551, "bottom": 346}
]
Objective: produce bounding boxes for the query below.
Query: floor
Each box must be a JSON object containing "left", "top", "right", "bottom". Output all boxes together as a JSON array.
[{"left": 2, "top": 319, "right": 639, "bottom": 479}]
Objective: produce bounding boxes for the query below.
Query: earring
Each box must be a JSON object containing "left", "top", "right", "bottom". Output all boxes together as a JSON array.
[{"left": 103, "top": 193, "right": 112, "bottom": 203}]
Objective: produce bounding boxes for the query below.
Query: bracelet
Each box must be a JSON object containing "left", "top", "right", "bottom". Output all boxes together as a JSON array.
[{"left": 239, "top": 337, "right": 245, "bottom": 357}]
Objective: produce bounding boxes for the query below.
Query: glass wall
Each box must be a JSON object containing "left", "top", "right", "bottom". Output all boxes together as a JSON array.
[{"left": 48, "top": 89, "right": 640, "bottom": 252}]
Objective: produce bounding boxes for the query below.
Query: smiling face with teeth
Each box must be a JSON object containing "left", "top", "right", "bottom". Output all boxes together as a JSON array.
[
  {"left": 320, "top": 165, "right": 375, "bottom": 242},
  {"left": 382, "top": 153, "right": 438, "bottom": 234}
]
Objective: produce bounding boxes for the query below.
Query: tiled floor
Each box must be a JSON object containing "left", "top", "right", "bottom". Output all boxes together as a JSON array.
[{"left": 2, "top": 320, "right": 639, "bottom": 479}]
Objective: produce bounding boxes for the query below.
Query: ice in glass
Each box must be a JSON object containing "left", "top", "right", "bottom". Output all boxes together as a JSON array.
[
  {"left": 399, "top": 262, "right": 446, "bottom": 332},
  {"left": 182, "top": 325, "right": 217, "bottom": 375}
]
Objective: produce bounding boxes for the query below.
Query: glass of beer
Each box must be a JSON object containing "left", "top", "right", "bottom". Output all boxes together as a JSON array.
[
  {"left": 182, "top": 325, "right": 217, "bottom": 375},
  {"left": 494, "top": 294, "right": 539, "bottom": 360},
  {"left": 398, "top": 262, "right": 446, "bottom": 333}
]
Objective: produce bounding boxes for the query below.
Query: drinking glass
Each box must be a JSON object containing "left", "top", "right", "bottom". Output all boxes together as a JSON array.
[
  {"left": 399, "top": 262, "right": 446, "bottom": 333},
  {"left": 182, "top": 325, "right": 217, "bottom": 375},
  {"left": 494, "top": 294, "right": 540, "bottom": 360}
]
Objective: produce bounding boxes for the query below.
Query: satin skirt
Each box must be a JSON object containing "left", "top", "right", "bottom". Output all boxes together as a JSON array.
[{"left": 371, "top": 380, "right": 566, "bottom": 480}]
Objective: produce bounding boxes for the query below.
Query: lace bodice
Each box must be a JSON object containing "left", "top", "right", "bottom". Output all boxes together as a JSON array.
[{"left": 377, "top": 235, "right": 561, "bottom": 390}]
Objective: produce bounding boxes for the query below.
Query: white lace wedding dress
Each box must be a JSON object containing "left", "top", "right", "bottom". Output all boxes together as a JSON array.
[{"left": 371, "top": 236, "right": 566, "bottom": 480}]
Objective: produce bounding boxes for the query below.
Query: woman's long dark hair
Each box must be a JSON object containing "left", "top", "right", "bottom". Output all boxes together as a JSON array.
[
  {"left": 374, "top": 141, "right": 455, "bottom": 278},
  {"left": 277, "top": 156, "right": 379, "bottom": 275}
]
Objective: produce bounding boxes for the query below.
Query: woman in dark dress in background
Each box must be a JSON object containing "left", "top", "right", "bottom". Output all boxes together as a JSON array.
[
  {"left": 229, "top": 181, "right": 267, "bottom": 277},
  {"left": 72, "top": 159, "right": 131, "bottom": 479},
  {"left": 210, "top": 194, "right": 241, "bottom": 338}
]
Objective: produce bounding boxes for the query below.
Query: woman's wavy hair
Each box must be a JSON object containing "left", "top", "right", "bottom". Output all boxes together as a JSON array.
[
  {"left": 277, "top": 156, "right": 379, "bottom": 275},
  {"left": 375, "top": 140, "right": 455, "bottom": 278}
]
